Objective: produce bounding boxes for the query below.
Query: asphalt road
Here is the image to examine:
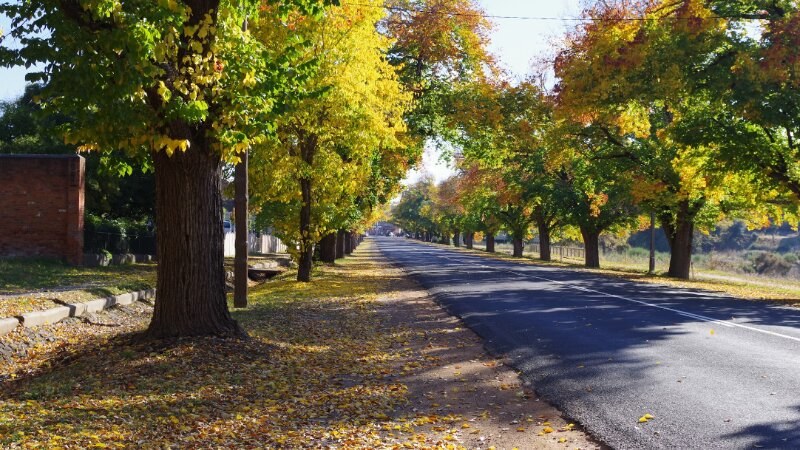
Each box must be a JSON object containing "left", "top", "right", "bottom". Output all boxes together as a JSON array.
[{"left": 376, "top": 237, "right": 800, "bottom": 449}]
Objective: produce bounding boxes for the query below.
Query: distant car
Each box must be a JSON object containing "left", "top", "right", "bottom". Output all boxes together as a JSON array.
[{"left": 223, "top": 220, "right": 232, "bottom": 233}]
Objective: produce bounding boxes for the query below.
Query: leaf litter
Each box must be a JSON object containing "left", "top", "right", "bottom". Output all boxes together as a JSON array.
[{"left": 0, "top": 240, "right": 602, "bottom": 449}]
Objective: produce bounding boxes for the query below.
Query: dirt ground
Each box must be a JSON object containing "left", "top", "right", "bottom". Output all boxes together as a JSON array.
[{"left": 372, "top": 247, "right": 604, "bottom": 449}]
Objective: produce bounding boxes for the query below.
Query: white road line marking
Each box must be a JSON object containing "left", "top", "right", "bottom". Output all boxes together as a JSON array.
[{"left": 414, "top": 245, "right": 800, "bottom": 344}]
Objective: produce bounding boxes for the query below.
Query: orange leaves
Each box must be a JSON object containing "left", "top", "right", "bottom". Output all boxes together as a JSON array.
[
  {"left": 760, "top": 14, "right": 800, "bottom": 87},
  {"left": 385, "top": 0, "right": 494, "bottom": 81},
  {"left": 587, "top": 192, "right": 610, "bottom": 218}
]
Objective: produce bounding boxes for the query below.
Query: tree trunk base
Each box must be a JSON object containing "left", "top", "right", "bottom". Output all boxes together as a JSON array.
[
  {"left": 486, "top": 234, "right": 495, "bottom": 253},
  {"left": 147, "top": 146, "right": 242, "bottom": 339},
  {"left": 320, "top": 233, "right": 337, "bottom": 263},
  {"left": 582, "top": 229, "right": 600, "bottom": 269},
  {"left": 512, "top": 237, "right": 524, "bottom": 258},
  {"left": 538, "top": 223, "right": 551, "bottom": 261}
]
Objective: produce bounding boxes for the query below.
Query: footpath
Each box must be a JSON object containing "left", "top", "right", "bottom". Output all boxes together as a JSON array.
[{"left": 0, "top": 240, "right": 601, "bottom": 449}]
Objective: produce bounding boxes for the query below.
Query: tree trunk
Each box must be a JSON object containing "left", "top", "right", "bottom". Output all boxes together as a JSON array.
[
  {"left": 486, "top": 234, "right": 495, "bottom": 253},
  {"left": 512, "top": 236, "right": 524, "bottom": 257},
  {"left": 581, "top": 228, "right": 600, "bottom": 268},
  {"left": 147, "top": 143, "right": 243, "bottom": 338},
  {"left": 336, "top": 229, "right": 346, "bottom": 259},
  {"left": 297, "top": 178, "right": 313, "bottom": 282},
  {"left": 664, "top": 203, "right": 694, "bottom": 279},
  {"left": 233, "top": 149, "right": 248, "bottom": 308},
  {"left": 320, "top": 232, "right": 337, "bottom": 263},
  {"left": 537, "top": 222, "right": 551, "bottom": 261},
  {"left": 344, "top": 231, "right": 353, "bottom": 255},
  {"left": 464, "top": 231, "right": 474, "bottom": 249},
  {"left": 649, "top": 212, "right": 656, "bottom": 274}
]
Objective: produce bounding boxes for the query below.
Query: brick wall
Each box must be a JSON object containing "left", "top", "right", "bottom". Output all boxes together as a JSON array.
[{"left": 0, "top": 155, "right": 85, "bottom": 265}]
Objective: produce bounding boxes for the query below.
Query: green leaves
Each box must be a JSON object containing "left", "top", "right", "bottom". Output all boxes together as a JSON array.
[{"left": 165, "top": 98, "right": 209, "bottom": 123}]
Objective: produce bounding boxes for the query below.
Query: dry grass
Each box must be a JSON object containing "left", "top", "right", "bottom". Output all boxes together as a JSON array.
[{"left": 423, "top": 241, "right": 800, "bottom": 305}]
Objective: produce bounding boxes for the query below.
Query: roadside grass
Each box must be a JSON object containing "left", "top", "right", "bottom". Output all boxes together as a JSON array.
[
  {"left": 0, "top": 243, "right": 478, "bottom": 448},
  {"left": 0, "top": 259, "right": 156, "bottom": 317},
  {"left": 426, "top": 241, "right": 800, "bottom": 304}
]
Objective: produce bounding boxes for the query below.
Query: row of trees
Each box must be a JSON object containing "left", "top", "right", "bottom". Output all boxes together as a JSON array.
[
  {"left": 395, "top": 0, "right": 799, "bottom": 279},
  {"left": 0, "top": 0, "right": 492, "bottom": 337}
]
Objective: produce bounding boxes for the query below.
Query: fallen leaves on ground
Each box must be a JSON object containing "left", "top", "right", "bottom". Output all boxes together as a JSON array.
[
  {"left": 0, "top": 262, "right": 156, "bottom": 318},
  {"left": 0, "top": 242, "right": 595, "bottom": 449}
]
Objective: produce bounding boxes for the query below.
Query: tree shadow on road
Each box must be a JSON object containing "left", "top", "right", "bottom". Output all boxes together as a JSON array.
[{"left": 376, "top": 238, "right": 800, "bottom": 448}]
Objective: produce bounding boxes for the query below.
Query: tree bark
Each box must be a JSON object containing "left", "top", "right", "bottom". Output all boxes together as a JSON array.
[
  {"left": 233, "top": 149, "right": 248, "bottom": 308},
  {"left": 147, "top": 142, "right": 243, "bottom": 338},
  {"left": 581, "top": 228, "right": 601, "bottom": 268},
  {"left": 297, "top": 178, "right": 313, "bottom": 282},
  {"left": 453, "top": 231, "right": 461, "bottom": 247},
  {"left": 464, "top": 231, "right": 474, "bottom": 249},
  {"left": 320, "top": 232, "right": 337, "bottom": 263},
  {"left": 663, "top": 202, "right": 694, "bottom": 279},
  {"left": 649, "top": 212, "right": 656, "bottom": 274},
  {"left": 512, "top": 236, "right": 524, "bottom": 257},
  {"left": 537, "top": 222, "right": 551, "bottom": 261},
  {"left": 336, "top": 229, "right": 346, "bottom": 259},
  {"left": 350, "top": 232, "right": 358, "bottom": 252},
  {"left": 344, "top": 231, "right": 354, "bottom": 254},
  {"left": 485, "top": 234, "right": 495, "bottom": 253}
]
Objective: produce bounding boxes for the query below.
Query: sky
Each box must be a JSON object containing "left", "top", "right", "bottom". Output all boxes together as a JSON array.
[{"left": 0, "top": 1, "right": 583, "bottom": 180}]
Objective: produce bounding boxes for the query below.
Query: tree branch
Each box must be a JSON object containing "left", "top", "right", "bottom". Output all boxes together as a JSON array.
[{"left": 57, "top": 0, "right": 115, "bottom": 31}]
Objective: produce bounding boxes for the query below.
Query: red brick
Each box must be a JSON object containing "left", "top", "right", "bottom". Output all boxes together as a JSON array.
[{"left": 0, "top": 154, "right": 85, "bottom": 265}]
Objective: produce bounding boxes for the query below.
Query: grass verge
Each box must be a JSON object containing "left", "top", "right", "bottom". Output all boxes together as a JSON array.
[
  {"left": 420, "top": 240, "right": 800, "bottom": 305},
  {"left": 0, "top": 260, "right": 156, "bottom": 317}
]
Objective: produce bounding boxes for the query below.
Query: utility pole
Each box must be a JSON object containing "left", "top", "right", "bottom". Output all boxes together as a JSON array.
[
  {"left": 234, "top": 17, "right": 249, "bottom": 309},
  {"left": 649, "top": 211, "right": 656, "bottom": 274}
]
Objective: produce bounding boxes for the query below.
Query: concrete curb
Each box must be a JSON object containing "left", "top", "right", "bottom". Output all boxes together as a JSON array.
[
  {"left": 0, "top": 317, "right": 20, "bottom": 335},
  {"left": 1, "top": 288, "right": 156, "bottom": 336},
  {"left": 18, "top": 306, "right": 71, "bottom": 328}
]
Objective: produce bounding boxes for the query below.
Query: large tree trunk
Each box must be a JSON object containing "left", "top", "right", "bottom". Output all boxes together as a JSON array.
[
  {"left": 297, "top": 178, "right": 313, "bottom": 282},
  {"left": 344, "top": 231, "right": 354, "bottom": 255},
  {"left": 350, "top": 232, "right": 358, "bottom": 252},
  {"left": 464, "top": 231, "right": 474, "bottom": 249},
  {"left": 512, "top": 236, "right": 524, "bottom": 257},
  {"left": 320, "top": 232, "right": 337, "bottom": 263},
  {"left": 453, "top": 230, "right": 461, "bottom": 247},
  {"left": 663, "top": 202, "right": 694, "bottom": 279},
  {"left": 485, "top": 234, "right": 495, "bottom": 253},
  {"left": 147, "top": 143, "right": 242, "bottom": 338},
  {"left": 581, "top": 227, "right": 601, "bottom": 268},
  {"left": 336, "top": 229, "right": 346, "bottom": 259},
  {"left": 537, "top": 221, "right": 551, "bottom": 261}
]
